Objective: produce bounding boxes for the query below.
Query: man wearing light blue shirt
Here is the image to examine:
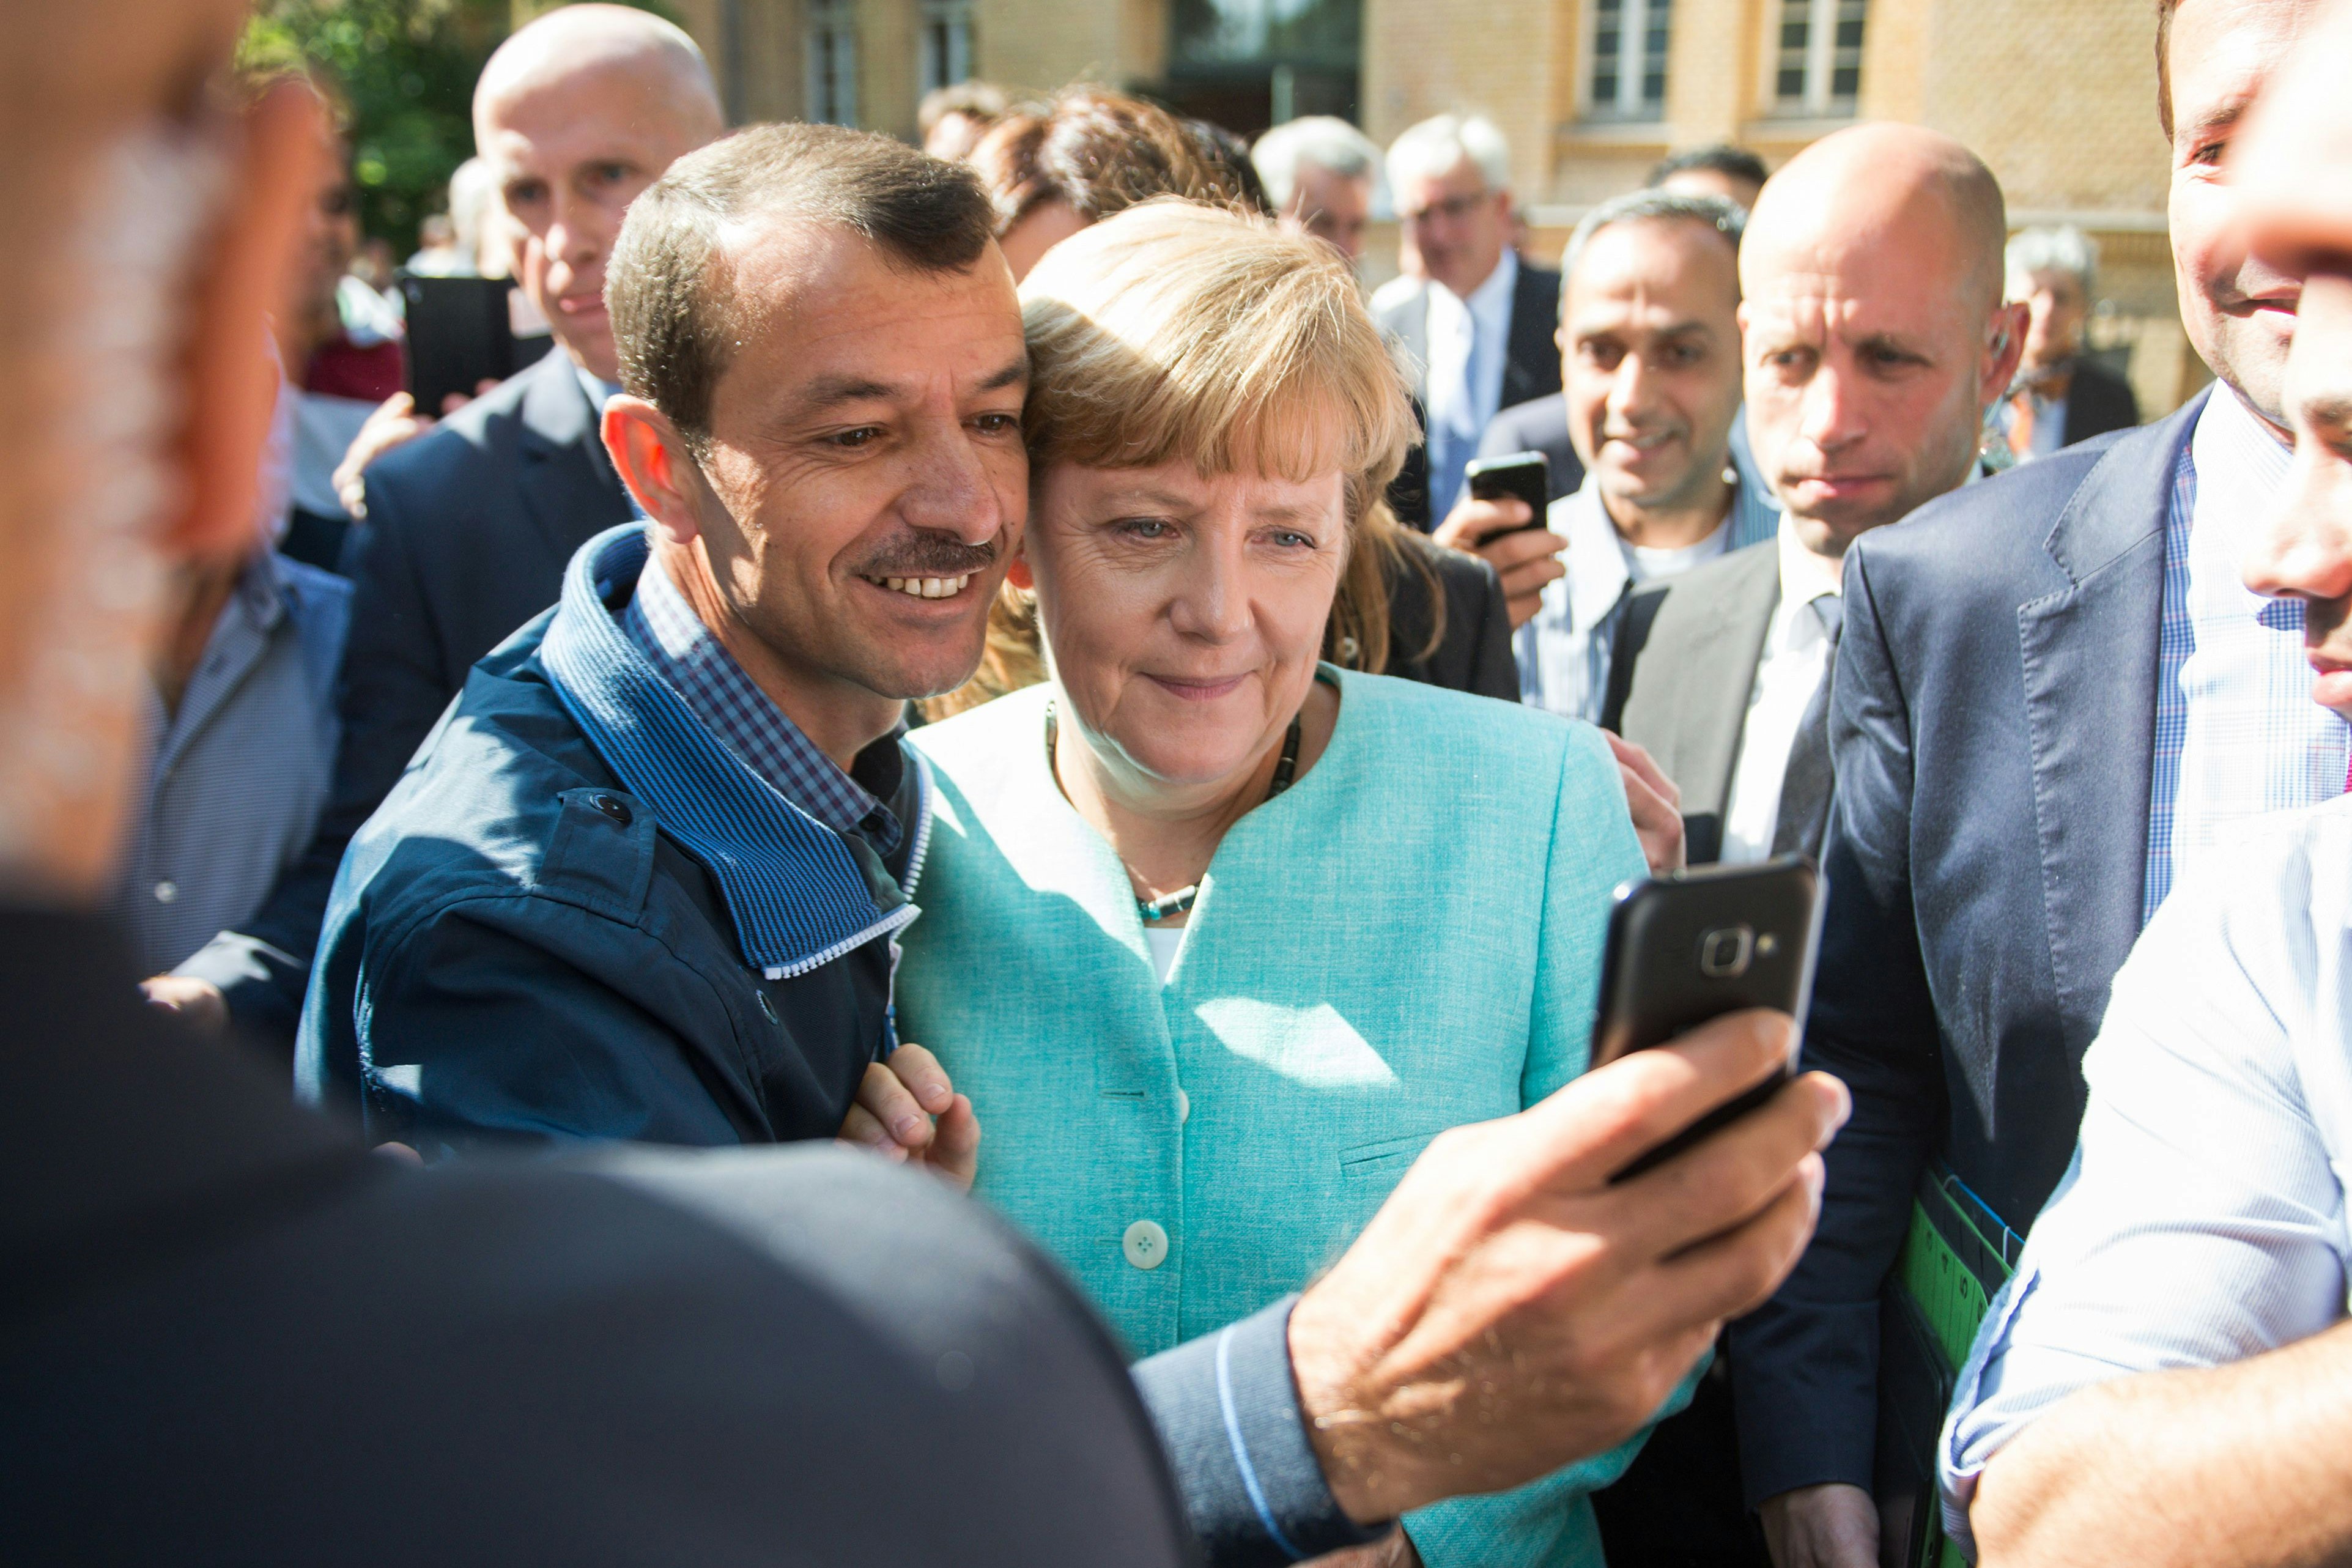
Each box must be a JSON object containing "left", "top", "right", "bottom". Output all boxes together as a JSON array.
[
  {"left": 1943, "top": 8, "right": 2352, "bottom": 1559},
  {"left": 1435, "top": 188, "right": 1774, "bottom": 725}
]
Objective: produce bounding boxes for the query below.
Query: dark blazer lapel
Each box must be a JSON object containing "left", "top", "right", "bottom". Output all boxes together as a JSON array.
[
  {"left": 1503, "top": 265, "right": 1562, "bottom": 410},
  {"left": 2017, "top": 391, "right": 2202, "bottom": 1065},
  {"left": 515, "top": 352, "right": 632, "bottom": 566},
  {"left": 1624, "top": 544, "right": 1780, "bottom": 818}
]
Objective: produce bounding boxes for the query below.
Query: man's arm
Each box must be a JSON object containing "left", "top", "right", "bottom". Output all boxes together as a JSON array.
[
  {"left": 302, "top": 894, "right": 755, "bottom": 1153},
  {"left": 1730, "top": 541, "right": 1947, "bottom": 1565},
  {"left": 1943, "top": 819, "right": 2352, "bottom": 1566},
  {"left": 167, "top": 475, "right": 464, "bottom": 1048},
  {"left": 1970, "top": 1320, "right": 2352, "bottom": 1568}
]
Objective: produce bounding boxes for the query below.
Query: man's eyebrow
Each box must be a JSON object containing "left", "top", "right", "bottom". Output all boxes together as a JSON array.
[
  {"left": 977, "top": 357, "right": 1029, "bottom": 393},
  {"left": 1850, "top": 330, "right": 1931, "bottom": 359},
  {"left": 799, "top": 375, "right": 901, "bottom": 410}
]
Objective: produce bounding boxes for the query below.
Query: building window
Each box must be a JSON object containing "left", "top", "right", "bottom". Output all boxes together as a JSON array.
[
  {"left": 807, "top": 0, "right": 857, "bottom": 126},
  {"left": 1588, "top": 0, "right": 1671, "bottom": 120},
  {"left": 1773, "top": 0, "right": 1865, "bottom": 115},
  {"left": 919, "top": 0, "right": 974, "bottom": 95}
]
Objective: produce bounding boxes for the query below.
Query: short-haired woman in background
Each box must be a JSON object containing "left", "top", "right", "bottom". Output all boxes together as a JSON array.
[{"left": 896, "top": 201, "right": 1667, "bottom": 1568}]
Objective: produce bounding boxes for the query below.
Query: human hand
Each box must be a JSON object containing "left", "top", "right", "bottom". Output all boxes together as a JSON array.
[
  {"left": 1610, "top": 731, "right": 1686, "bottom": 875},
  {"left": 1759, "top": 1482, "right": 1878, "bottom": 1568},
  {"left": 837, "top": 1042, "right": 980, "bottom": 1191},
  {"left": 1288, "top": 1008, "right": 1847, "bottom": 1525},
  {"left": 141, "top": 974, "right": 227, "bottom": 1032},
  {"left": 1432, "top": 496, "right": 1568, "bottom": 628},
  {"left": 333, "top": 391, "right": 433, "bottom": 517}
]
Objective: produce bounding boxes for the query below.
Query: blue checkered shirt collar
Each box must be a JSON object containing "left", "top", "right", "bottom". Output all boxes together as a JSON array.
[
  {"left": 621, "top": 544, "right": 903, "bottom": 857},
  {"left": 538, "top": 525, "right": 925, "bottom": 980}
]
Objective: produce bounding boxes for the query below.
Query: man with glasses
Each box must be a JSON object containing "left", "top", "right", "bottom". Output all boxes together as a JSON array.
[{"left": 1375, "top": 114, "right": 1562, "bottom": 528}]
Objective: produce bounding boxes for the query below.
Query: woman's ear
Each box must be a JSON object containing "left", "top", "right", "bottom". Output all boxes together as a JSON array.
[{"left": 169, "top": 80, "right": 327, "bottom": 564}]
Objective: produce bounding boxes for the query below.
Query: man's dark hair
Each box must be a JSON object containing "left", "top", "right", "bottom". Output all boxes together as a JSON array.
[
  {"left": 1646, "top": 143, "right": 1770, "bottom": 191},
  {"left": 1182, "top": 118, "right": 1273, "bottom": 215},
  {"left": 607, "top": 122, "right": 995, "bottom": 454},
  {"left": 966, "top": 87, "right": 1253, "bottom": 237}
]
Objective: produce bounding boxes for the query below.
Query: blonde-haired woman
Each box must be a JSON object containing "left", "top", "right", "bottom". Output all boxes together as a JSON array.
[{"left": 897, "top": 202, "right": 1663, "bottom": 1567}]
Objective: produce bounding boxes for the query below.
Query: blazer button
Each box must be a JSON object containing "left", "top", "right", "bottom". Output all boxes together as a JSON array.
[
  {"left": 1122, "top": 1219, "right": 1169, "bottom": 1271},
  {"left": 753, "top": 990, "right": 778, "bottom": 1024},
  {"left": 1174, "top": 1088, "right": 1190, "bottom": 1124},
  {"left": 591, "top": 793, "right": 633, "bottom": 827}
]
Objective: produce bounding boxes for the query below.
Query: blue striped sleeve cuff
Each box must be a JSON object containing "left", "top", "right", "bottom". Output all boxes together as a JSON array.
[{"left": 1131, "top": 1295, "right": 1390, "bottom": 1566}]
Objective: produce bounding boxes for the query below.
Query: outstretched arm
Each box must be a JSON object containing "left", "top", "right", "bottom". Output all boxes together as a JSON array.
[{"left": 1970, "top": 1321, "right": 2352, "bottom": 1568}]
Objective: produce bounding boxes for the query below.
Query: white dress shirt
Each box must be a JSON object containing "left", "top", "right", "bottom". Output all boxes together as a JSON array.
[
  {"left": 2158, "top": 387, "right": 2350, "bottom": 904},
  {"left": 1515, "top": 472, "right": 1780, "bottom": 722},
  {"left": 1718, "top": 517, "right": 1846, "bottom": 864},
  {"left": 1939, "top": 799, "right": 2352, "bottom": 1555},
  {"left": 1423, "top": 248, "right": 1520, "bottom": 517}
]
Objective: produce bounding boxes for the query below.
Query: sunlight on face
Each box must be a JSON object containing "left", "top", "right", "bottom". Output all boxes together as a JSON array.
[{"left": 1026, "top": 457, "right": 1348, "bottom": 794}]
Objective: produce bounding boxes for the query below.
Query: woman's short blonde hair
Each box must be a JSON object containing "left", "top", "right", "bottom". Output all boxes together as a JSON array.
[{"left": 931, "top": 199, "right": 1429, "bottom": 716}]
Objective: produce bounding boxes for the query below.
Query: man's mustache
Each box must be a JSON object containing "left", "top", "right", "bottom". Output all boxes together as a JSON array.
[{"left": 850, "top": 533, "right": 1002, "bottom": 579}]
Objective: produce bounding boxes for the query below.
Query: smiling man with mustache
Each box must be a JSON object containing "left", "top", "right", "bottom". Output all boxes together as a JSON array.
[
  {"left": 297, "top": 127, "right": 1026, "bottom": 1165},
  {"left": 1731, "top": 7, "right": 2337, "bottom": 1567}
]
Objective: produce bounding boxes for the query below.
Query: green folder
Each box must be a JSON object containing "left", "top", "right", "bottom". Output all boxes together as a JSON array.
[{"left": 1877, "top": 1168, "right": 2024, "bottom": 1568}]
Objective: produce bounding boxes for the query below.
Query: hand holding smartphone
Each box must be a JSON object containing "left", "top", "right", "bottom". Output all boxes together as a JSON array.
[
  {"left": 1463, "top": 451, "right": 1550, "bottom": 538},
  {"left": 1589, "top": 856, "right": 1825, "bottom": 1178}
]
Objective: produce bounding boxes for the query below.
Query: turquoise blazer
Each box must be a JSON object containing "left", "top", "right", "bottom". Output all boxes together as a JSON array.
[{"left": 901, "top": 669, "right": 1662, "bottom": 1567}]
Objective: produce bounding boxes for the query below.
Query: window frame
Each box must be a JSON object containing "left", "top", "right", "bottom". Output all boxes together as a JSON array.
[{"left": 1584, "top": 0, "right": 1673, "bottom": 122}]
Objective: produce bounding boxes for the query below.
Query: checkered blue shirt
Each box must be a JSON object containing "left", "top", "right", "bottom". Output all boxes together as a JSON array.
[
  {"left": 2143, "top": 389, "right": 2348, "bottom": 919},
  {"left": 621, "top": 546, "right": 903, "bottom": 857}
]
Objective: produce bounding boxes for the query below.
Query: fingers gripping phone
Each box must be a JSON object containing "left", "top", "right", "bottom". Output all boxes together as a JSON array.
[
  {"left": 1589, "top": 857, "right": 1825, "bottom": 1178},
  {"left": 1464, "top": 450, "right": 1550, "bottom": 536}
]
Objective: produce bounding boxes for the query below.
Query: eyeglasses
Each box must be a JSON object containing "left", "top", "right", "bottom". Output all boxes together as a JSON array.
[{"left": 1400, "top": 190, "right": 1495, "bottom": 226}]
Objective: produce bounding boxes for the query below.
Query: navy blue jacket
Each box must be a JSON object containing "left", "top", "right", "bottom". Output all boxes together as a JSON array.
[
  {"left": 1729, "top": 395, "right": 2203, "bottom": 1504},
  {"left": 297, "top": 528, "right": 914, "bottom": 1155}
]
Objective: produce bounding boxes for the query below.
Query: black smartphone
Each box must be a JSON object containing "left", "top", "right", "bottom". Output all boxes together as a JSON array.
[
  {"left": 1589, "top": 856, "right": 1825, "bottom": 1178},
  {"left": 399, "top": 274, "right": 550, "bottom": 412},
  {"left": 1464, "top": 450, "right": 1550, "bottom": 535}
]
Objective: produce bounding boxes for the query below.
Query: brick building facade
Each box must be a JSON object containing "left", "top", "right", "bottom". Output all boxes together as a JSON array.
[{"left": 565, "top": 0, "right": 2202, "bottom": 413}]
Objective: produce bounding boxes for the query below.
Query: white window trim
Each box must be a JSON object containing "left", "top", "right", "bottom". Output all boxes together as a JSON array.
[
  {"left": 1769, "top": 0, "right": 1862, "bottom": 117},
  {"left": 1585, "top": 0, "right": 1668, "bottom": 121},
  {"left": 807, "top": 0, "right": 858, "bottom": 127},
  {"left": 918, "top": 0, "right": 974, "bottom": 96}
]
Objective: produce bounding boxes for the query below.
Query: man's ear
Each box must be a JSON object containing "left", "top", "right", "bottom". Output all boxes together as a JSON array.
[
  {"left": 169, "top": 80, "right": 327, "bottom": 564},
  {"left": 1981, "top": 299, "right": 2032, "bottom": 409},
  {"left": 602, "top": 396, "right": 704, "bottom": 544}
]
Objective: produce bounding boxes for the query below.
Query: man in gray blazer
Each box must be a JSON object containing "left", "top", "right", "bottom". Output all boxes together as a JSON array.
[
  {"left": 155, "top": 6, "right": 722, "bottom": 1048},
  {"left": 1607, "top": 128, "right": 2022, "bottom": 870},
  {"left": 1588, "top": 127, "right": 2022, "bottom": 1567},
  {"left": 1374, "top": 114, "right": 1563, "bottom": 528}
]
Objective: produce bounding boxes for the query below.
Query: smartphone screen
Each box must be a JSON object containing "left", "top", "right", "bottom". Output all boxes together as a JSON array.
[{"left": 1589, "top": 857, "right": 1825, "bottom": 1177}]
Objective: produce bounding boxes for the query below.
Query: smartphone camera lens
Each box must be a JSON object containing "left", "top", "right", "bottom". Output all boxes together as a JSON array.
[{"left": 1699, "top": 925, "right": 1755, "bottom": 978}]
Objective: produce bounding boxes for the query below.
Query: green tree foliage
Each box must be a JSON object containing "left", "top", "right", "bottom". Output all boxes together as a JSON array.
[{"left": 238, "top": 1, "right": 679, "bottom": 254}]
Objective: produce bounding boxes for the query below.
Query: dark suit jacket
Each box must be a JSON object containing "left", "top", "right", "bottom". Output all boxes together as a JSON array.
[
  {"left": 4, "top": 904, "right": 1379, "bottom": 1565},
  {"left": 1378, "top": 261, "right": 1565, "bottom": 529},
  {"left": 1728, "top": 395, "right": 2202, "bottom": 1506},
  {"left": 180, "top": 350, "right": 636, "bottom": 1049},
  {"left": 1605, "top": 542, "right": 1782, "bottom": 865},
  {"left": 1474, "top": 393, "right": 1586, "bottom": 505},
  {"left": 1385, "top": 530, "right": 1521, "bottom": 701},
  {"left": 2058, "top": 354, "right": 2140, "bottom": 447}
]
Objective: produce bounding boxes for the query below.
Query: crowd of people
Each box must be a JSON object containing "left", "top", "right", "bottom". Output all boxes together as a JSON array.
[{"left": 9, "top": 0, "right": 2352, "bottom": 1563}]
